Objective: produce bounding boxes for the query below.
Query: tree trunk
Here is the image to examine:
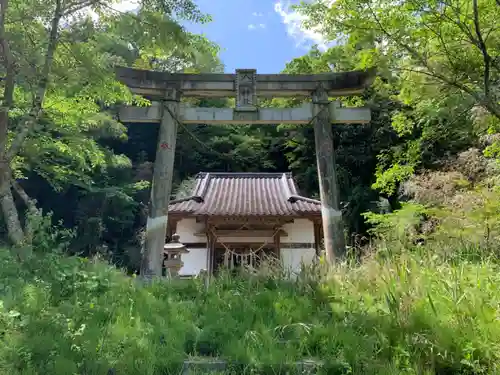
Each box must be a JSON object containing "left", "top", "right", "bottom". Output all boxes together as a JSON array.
[
  {"left": 0, "top": 0, "right": 24, "bottom": 249},
  {"left": 12, "top": 180, "right": 39, "bottom": 242},
  {"left": 0, "top": 166, "right": 24, "bottom": 246}
]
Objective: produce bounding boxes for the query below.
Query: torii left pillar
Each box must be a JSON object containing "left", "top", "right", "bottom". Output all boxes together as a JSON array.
[{"left": 141, "top": 88, "right": 180, "bottom": 279}]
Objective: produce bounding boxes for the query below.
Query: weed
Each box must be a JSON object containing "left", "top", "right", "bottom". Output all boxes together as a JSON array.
[{"left": 0, "top": 241, "right": 498, "bottom": 374}]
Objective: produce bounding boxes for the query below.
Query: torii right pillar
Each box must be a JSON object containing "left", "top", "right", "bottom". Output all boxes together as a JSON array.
[{"left": 312, "top": 85, "right": 345, "bottom": 262}]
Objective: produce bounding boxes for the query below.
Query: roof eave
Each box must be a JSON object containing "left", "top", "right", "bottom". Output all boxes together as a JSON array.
[
  {"left": 169, "top": 195, "right": 204, "bottom": 205},
  {"left": 166, "top": 212, "right": 322, "bottom": 220},
  {"left": 287, "top": 195, "right": 321, "bottom": 205}
]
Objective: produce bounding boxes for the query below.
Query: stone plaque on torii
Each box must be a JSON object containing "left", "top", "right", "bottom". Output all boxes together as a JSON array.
[{"left": 116, "top": 67, "right": 375, "bottom": 278}]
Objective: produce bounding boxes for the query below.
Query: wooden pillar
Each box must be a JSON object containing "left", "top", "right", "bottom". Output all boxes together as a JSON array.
[
  {"left": 313, "top": 221, "right": 321, "bottom": 257},
  {"left": 207, "top": 228, "right": 215, "bottom": 275},
  {"left": 312, "top": 86, "right": 346, "bottom": 263},
  {"left": 166, "top": 219, "right": 178, "bottom": 243},
  {"left": 273, "top": 227, "right": 281, "bottom": 260},
  {"left": 141, "top": 89, "right": 180, "bottom": 279}
]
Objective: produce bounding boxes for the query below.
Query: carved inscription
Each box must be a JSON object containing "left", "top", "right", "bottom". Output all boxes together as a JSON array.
[{"left": 235, "top": 69, "right": 257, "bottom": 111}]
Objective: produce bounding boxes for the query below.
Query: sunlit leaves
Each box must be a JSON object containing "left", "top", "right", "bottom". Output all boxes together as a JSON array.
[
  {"left": 295, "top": 0, "right": 500, "bottom": 197},
  {"left": 373, "top": 163, "right": 415, "bottom": 196},
  {"left": 44, "top": 94, "right": 99, "bottom": 129},
  {"left": 3, "top": 0, "right": 221, "bottom": 196},
  {"left": 299, "top": 0, "right": 500, "bottom": 116},
  {"left": 391, "top": 111, "right": 413, "bottom": 137},
  {"left": 140, "top": 0, "right": 210, "bottom": 23},
  {"left": 23, "top": 135, "right": 108, "bottom": 191},
  {"left": 83, "top": 113, "right": 128, "bottom": 141},
  {"left": 100, "top": 8, "right": 221, "bottom": 74}
]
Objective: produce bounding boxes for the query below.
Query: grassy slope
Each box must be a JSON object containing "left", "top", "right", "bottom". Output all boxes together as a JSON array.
[{"left": 0, "top": 246, "right": 499, "bottom": 375}]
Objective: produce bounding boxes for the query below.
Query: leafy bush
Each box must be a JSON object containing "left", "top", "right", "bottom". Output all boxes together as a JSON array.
[
  {"left": 363, "top": 202, "right": 429, "bottom": 242},
  {"left": 372, "top": 149, "right": 500, "bottom": 260}
]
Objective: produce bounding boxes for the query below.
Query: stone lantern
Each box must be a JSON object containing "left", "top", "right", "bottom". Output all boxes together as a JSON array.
[{"left": 163, "top": 233, "right": 189, "bottom": 277}]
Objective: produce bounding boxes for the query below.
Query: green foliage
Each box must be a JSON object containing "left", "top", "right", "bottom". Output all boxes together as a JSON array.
[
  {"left": 294, "top": 0, "right": 500, "bottom": 197},
  {"left": 365, "top": 149, "right": 500, "bottom": 261},
  {"left": 1, "top": 240, "right": 500, "bottom": 374},
  {"left": 434, "top": 187, "right": 500, "bottom": 253},
  {"left": 174, "top": 177, "right": 196, "bottom": 199},
  {"left": 373, "top": 163, "right": 414, "bottom": 196},
  {"left": 26, "top": 210, "right": 75, "bottom": 254},
  {"left": 2, "top": 0, "right": 500, "bottom": 372},
  {"left": 1, "top": 0, "right": 222, "bottom": 253},
  {"left": 363, "top": 202, "right": 428, "bottom": 244},
  {"left": 10, "top": 1, "right": 219, "bottom": 191},
  {"left": 5, "top": 0, "right": 500, "bottom": 276}
]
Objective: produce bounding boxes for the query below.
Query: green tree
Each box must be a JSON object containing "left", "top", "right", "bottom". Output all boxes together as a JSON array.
[
  {"left": 300, "top": 0, "right": 500, "bottom": 119},
  {"left": 297, "top": 0, "right": 500, "bottom": 192},
  {"left": 0, "top": 0, "right": 219, "bottom": 255}
]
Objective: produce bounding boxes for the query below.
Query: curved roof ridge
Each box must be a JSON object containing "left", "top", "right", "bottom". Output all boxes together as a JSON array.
[
  {"left": 196, "top": 171, "right": 293, "bottom": 178},
  {"left": 170, "top": 171, "right": 321, "bottom": 217}
]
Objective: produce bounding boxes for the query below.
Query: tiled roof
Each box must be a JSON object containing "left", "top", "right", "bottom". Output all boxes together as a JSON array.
[{"left": 169, "top": 172, "right": 321, "bottom": 217}]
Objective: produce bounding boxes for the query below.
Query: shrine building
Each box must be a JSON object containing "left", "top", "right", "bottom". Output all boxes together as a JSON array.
[{"left": 166, "top": 172, "right": 323, "bottom": 277}]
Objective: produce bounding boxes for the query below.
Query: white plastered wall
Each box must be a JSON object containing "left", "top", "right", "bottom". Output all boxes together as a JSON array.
[
  {"left": 176, "top": 218, "right": 205, "bottom": 243},
  {"left": 179, "top": 248, "right": 208, "bottom": 276},
  {"left": 175, "top": 218, "right": 208, "bottom": 276},
  {"left": 174, "top": 217, "right": 317, "bottom": 276},
  {"left": 281, "top": 219, "right": 316, "bottom": 274}
]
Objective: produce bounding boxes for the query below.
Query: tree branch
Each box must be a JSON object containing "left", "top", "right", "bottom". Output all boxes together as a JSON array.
[
  {"left": 366, "top": 3, "right": 475, "bottom": 95},
  {"left": 418, "top": 17, "right": 458, "bottom": 75},
  {"left": 365, "top": 2, "right": 500, "bottom": 120},
  {"left": 5, "top": 0, "right": 63, "bottom": 162},
  {"left": 438, "top": 2, "right": 500, "bottom": 72},
  {"left": 63, "top": 0, "right": 101, "bottom": 16},
  {"left": 472, "top": 0, "right": 491, "bottom": 96},
  {"left": 11, "top": 180, "right": 36, "bottom": 210}
]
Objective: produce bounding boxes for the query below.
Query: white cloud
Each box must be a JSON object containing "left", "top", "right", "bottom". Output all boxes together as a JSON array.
[
  {"left": 114, "top": 0, "right": 141, "bottom": 12},
  {"left": 76, "top": 0, "right": 140, "bottom": 22},
  {"left": 248, "top": 23, "right": 266, "bottom": 30},
  {"left": 273, "top": 0, "right": 331, "bottom": 51},
  {"left": 252, "top": 11, "right": 264, "bottom": 16}
]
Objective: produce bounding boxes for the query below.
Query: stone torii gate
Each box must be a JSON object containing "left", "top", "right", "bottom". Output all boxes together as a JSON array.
[{"left": 116, "top": 67, "right": 375, "bottom": 277}]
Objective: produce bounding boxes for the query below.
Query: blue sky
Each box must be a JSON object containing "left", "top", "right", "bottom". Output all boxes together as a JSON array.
[
  {"left": 184, "top": 0, "right": 328, "bottom": 73},
  {"left": 111, "top": 0, "right": 328, "bottom": 74}
]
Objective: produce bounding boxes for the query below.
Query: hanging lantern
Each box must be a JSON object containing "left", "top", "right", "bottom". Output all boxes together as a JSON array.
[{"left": 163, "top": 233, "right": 189, "bottom": 277}]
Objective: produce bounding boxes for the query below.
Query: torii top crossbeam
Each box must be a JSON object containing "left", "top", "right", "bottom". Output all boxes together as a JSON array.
[{"left": 116, "top": 66, "right": 376, "bottom": 99}]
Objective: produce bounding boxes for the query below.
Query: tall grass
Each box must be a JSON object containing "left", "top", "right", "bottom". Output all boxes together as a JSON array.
[{"left": 0, "top": 240, "right": 499, "bottom": 375}]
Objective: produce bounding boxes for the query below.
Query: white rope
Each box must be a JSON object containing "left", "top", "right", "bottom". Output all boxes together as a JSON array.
[{"left": 210, "top": 226, "right": 282, "bottom": 269}]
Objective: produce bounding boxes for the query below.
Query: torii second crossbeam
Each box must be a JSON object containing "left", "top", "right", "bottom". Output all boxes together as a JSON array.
[{"left": 119, "top": 102, "right": 370, "bottom": 125}]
